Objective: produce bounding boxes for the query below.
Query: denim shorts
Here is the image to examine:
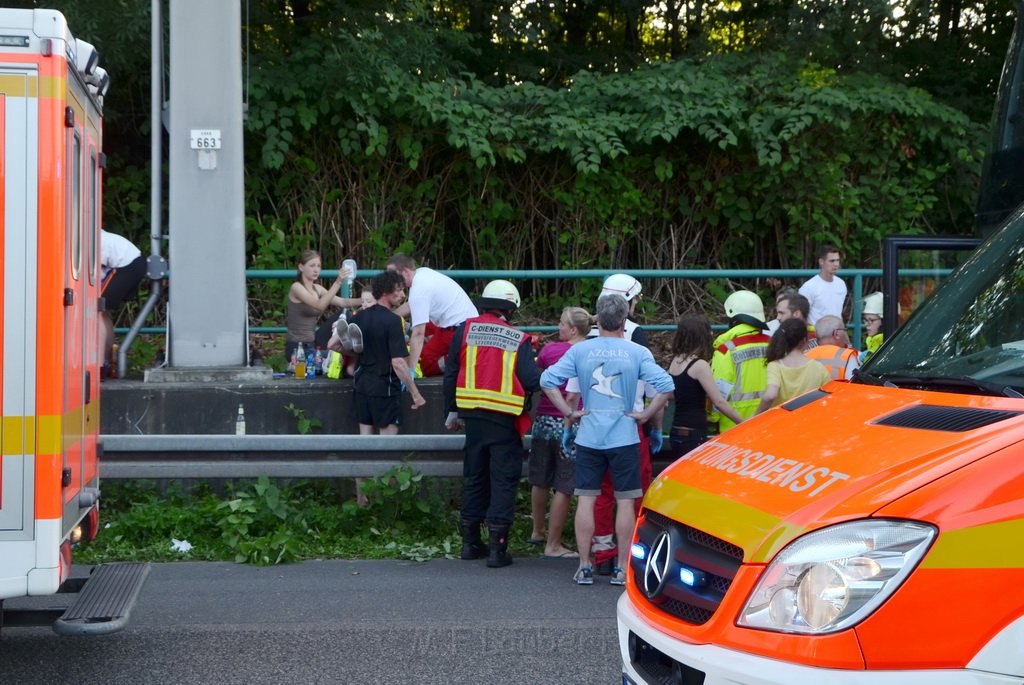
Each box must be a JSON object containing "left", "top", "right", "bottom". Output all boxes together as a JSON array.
[{"left": 574, "top": 443, "right": 642, "bottom": 499}]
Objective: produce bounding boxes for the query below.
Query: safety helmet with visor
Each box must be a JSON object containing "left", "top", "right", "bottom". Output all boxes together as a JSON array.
[
  {"left": 601, "top": 274, "right": 642, "bottom": 302},
  {"left": 862, "top": 292, "right": 883, "bottom": 318},
  {"left": 724, "top": 290, "right": 766, "bottom": 328},
  {"left": 476, "top": 279, "right": 521, "bottom": 311}
]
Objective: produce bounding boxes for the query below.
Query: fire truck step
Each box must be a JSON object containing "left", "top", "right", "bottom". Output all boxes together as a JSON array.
[{"left": 52, "top": 562, "right": 151, "bottom": 636}]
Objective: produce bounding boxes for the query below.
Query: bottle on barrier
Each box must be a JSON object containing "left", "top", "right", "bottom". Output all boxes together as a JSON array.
[{"left": 295, "top": 343, "right": 306, "bottom": 379}]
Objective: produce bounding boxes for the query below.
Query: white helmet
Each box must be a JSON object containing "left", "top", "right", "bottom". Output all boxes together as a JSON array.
[
  {"left": 863, "top": 292, "right": 883, "bottom": 318},
  {"left": 478, "top": 279, "right": 521, "bottom": 309},
  {"left": 724, "top": 290, "right": 765, "bottom": 323},
  {"left": 601, "top": 273, "right": 642, "bottom": 302}
]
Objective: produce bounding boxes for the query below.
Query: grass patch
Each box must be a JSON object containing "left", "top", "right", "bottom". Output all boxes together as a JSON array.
[{"left": 76, "top": 467, "right": 573, "bottom": 565}]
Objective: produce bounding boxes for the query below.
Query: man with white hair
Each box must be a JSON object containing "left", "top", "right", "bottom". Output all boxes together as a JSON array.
[
  {"left": 581, "top": 274, "right": 656, "bottom": 577},
  {"left": 806, "top": 315, "right": 860, "bottom": 380},
  {"left": 541, "top": 294, "right": 674, "bottom": 586}
]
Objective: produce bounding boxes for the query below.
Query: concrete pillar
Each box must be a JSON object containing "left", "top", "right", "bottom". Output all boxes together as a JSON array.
[{"left": 164, "top": 0, "right": 247, "bottom": 368}]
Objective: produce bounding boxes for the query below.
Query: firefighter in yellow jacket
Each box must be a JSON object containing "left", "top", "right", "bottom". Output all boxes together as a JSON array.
[
  {"left": 861, "top": 291, "right": 885, "bottom": 363},
  {"left": 443, "top": 280, "right": 541, "bottom": 568},
  {"left": 711, "top": 290, "right": 770, "bottom": 432}
]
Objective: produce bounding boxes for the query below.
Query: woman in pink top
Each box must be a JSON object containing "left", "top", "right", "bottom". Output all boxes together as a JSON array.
[{"left": 527, "top": 306, "right": 590, "bottom": 559}]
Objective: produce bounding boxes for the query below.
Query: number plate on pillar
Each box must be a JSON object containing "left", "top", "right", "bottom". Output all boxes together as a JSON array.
[{"left": 189, "top": 129, "right": 221, "bottom": 149}]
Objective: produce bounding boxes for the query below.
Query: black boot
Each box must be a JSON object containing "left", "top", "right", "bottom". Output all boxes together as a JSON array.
[
  {"left": 486, "top": 525, "right": 513, "bottom": 568},
  {"left": 460, "top": 518, "right": 486, "bottom": 560}
]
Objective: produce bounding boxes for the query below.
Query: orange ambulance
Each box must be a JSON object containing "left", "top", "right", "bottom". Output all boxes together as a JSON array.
[
  {"left": 620, "top": 223, "right": 1024, "bottom": 682},
  {"left": 0, "top": 8, "right": 146, "bottom": 634},
  {"left": 619, "top": 17, "right": 1024, "bottom": 683}
]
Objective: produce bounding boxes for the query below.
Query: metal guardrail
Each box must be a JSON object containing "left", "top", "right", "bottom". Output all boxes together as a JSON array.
[
  {"left": 100, "top": 434, "right": 471, "bottom": 479},
  {"left": 98, "top": 433, "right": 681, "bottom": 482}
]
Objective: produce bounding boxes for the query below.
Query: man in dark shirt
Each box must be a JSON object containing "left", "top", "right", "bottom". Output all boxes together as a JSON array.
[{"left": 349, "top": 270, "right": 425, "bottom": 435}]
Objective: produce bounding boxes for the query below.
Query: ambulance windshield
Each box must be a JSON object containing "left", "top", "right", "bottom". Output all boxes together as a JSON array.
[{"left": 863, "top": 207, "right": 1024, "bottom": 395}]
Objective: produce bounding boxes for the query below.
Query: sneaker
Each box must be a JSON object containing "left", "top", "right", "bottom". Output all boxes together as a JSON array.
[
  {"left": 333, "top": 316, "right": 351, "bottom": 350},
  {"left": 348, "top": 323, "right": 363, "bottom": 353},
  {"left": 596, "top": 558, "right": 613, "bottom": 576},
  {"left": 573, "top": 566, "right": 594, "bottom": 586},
  {"left": 610, "top": 566, "right": 626, "bottom": 586}
]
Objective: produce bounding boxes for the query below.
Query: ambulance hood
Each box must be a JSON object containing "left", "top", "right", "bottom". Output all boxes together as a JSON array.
[{"left": 644, "top": 382, "right": 1024, "bottom": 564}]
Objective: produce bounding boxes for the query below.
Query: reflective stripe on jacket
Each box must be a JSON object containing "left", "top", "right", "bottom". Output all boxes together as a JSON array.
[
  {"left": 806, "top": 344, "right": 858, "bottom": 380},
  {"left": 455, "top": 314, "right": 528, "bottom": 415},
  {"left": 711, "top": 324, "right": 770, "bottom": 431}
]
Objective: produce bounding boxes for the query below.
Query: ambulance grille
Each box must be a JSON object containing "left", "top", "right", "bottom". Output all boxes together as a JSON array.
[
  {"left": 631, "top": 511, "right": 743, "bottom": 626},
  {"left": 873, "top": 404, "right": 1021, "bottom": 432}
]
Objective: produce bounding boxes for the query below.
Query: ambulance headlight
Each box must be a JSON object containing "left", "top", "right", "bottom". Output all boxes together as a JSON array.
[{"left": 738, "top": 519, "right": 936, "bottom": 634}]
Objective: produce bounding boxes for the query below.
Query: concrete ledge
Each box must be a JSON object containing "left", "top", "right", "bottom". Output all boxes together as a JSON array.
[
  {"left": 144, "top": 366, "right": 274, "bottom": 383},
  {"left": 101, "top": 376, "right": 453, "bottom": 435}
]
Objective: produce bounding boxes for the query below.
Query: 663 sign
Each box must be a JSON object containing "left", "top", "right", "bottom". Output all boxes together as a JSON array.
[{"left": 189, "top": 129, "right": 222, "bottom": 150}]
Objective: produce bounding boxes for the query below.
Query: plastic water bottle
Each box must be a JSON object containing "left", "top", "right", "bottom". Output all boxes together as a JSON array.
[
  {"left": 235, "top": 404, "right": 246, "bottom": 435},
  {"left": 306, "top": 347, "right": 315, "bottom": 379},
  {"left": 314, "top": 346, "right": 323, "bottom": 375},
  {"left": 295, "top": 343, "right": 306, "bottom": 378},
  {"left": 342, "top": 259, "right": 357, "bottom": 285}
]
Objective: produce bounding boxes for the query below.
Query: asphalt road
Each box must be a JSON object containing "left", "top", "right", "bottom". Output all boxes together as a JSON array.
[{"left": 0, "top": 557, "right": 625, "bottom": 684}]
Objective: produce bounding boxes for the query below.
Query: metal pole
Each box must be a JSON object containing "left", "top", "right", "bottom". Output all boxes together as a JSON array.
[{"left": 117, "top": 0, "right": 167, "bottom": 379}]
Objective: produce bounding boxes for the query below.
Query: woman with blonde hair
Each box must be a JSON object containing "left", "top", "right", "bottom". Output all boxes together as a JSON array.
[
  {"left": 755, "top": 318, "right": 831, "bottom": 415},
  {"left": 527, "top": 306, "right": 591, "bottom": 559}
]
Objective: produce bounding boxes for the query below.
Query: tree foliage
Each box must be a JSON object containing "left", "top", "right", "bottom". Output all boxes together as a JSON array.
[
  {"left": 245, "top": 18, "right": 983, "bottom": 290},
  {"left": 19, "top": 0, "right": 1015, "bottom": 318}
]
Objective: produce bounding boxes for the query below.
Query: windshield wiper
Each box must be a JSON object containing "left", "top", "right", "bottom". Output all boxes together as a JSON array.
[
  {"left": 850, "top": 369, "right": 898, "bottom": 388},
  {"left": 878, "top": 374, "right": 1024, "bottom": 398}
]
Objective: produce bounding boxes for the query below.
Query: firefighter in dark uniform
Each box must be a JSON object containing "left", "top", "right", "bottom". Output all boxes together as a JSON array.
[{"left": 443, "top": 280, "right": 540, "bottom": 568}]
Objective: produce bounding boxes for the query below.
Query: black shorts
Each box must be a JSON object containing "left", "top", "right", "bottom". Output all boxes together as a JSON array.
[
  {"left": 101, "top": 255, "right": 147, "bottom": 309},
  {"left": 528, "top": 416, "right": 575, "bottom": 495},
  {"left": 353, "top": 391, "right": 401, "bottom": 429}
]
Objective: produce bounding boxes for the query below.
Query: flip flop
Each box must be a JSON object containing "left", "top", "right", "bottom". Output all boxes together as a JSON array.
[
  {"left": 541, "top": 550, "right": 579, "bottom": 560},
  {"left": 526, "top": 537, "right": 545, "bottom": 546}
]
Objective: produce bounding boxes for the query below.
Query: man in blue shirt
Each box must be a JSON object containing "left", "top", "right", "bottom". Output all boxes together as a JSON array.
[{"left": 540, "top": 294, "right": 673, "bottom": 586}]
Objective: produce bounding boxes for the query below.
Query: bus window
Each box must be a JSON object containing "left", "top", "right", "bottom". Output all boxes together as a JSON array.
[
  {"left": 88, "top": 147, "right": 97, "bottom": 284},
  {"left": 70, "top": 130, "right": 82, "bottom": 281}
]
